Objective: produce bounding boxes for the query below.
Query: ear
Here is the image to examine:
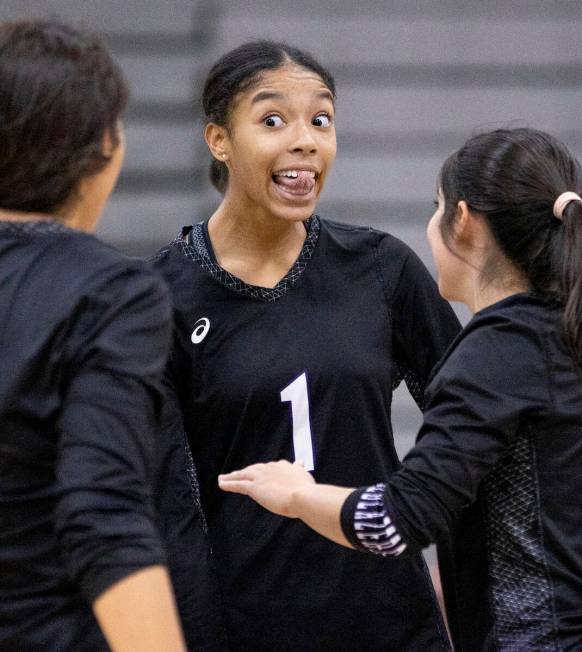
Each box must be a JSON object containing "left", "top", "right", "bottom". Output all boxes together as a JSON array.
[
  {"left": 204, "top": 123, "right": 230, "bottom": 162},
  {"left": 456, "top": 200, "right": 488, "bottom": 247}
]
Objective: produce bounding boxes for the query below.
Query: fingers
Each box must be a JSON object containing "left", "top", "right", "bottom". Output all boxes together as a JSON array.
[
  {"left": 219, "top": 459, "right": 293, "bottom": 481},
  {"left": 217, "top": 478, "right": 253, "bottom": 495},
  {"left": 219, "top": 464, "right": 264, "bottom": 482}
]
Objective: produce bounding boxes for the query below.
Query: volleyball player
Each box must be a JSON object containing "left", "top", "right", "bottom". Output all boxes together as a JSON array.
[
  {"left": 152, "top": 41, "right": 460, "bottom": 651},
  {"left": 220, "top": 127, "right": 582, "bottom": 651},
  {"left": 0, "top": 20, "right": 185, "bottom": 651}
]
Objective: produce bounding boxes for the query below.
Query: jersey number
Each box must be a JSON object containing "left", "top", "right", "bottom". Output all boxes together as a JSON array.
[{"left": 280, "top": 372, "right": 315, "bottom": 471}]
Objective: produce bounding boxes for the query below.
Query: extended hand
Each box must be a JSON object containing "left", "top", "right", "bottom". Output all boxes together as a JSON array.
[{"left": 218, "top": 460, "right": 315, "bottom": 518}]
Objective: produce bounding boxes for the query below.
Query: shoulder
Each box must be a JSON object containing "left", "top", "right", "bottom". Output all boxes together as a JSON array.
[
  {"left": 148, "top": 233, "right": 199, "bottom": 316},
  {"left": 319, "top": 217, "right": 437, "bottom": 305},
  {"left": 462, "top": 294, "right": 552, "bottom": 356},
  {"left": 431, "top": 295, "right": 551, "bottom": 397},
  {"left": 40, "top": 228, "right": 152, "bottom": 279},
  {"left": 149, "top": 233, "right": 193, "bottom": 287},
  {"left": 320, "top": 217, "right": 410, "bottom": 256},
  {"left": 44, "top": 230, "right": 171, "bottom": 319},
  {"left": 319, "top": 217, "right": 419, "bottom": 272}
]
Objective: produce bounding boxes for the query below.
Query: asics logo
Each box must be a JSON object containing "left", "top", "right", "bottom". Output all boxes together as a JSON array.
[{"left": 191, "top": 318, "right": 210, "bottom": 344}]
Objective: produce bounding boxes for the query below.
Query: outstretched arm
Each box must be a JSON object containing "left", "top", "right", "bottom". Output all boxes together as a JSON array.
[
  {"left": 218, "top": 461, "right": 353, "bottom": 547},
  {"left": 220, "top": 317, "right": 549, "bottom": 559}
]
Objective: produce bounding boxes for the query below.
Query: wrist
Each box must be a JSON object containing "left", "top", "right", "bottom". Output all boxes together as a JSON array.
[{"left": 289, "top": 483, "right": 316, "bottom": 520}]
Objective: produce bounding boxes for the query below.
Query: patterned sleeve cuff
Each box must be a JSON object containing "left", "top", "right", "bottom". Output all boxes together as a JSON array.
[{"left": 340, "top": 484, "right": 407, "bottom": 557}]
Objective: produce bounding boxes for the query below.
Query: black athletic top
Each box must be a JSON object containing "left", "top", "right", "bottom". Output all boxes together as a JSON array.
[
  {"left": 341, "top": 293, "right": 582, "bottom": 651},
  {"left": 0, "top": 221, "right": 172, "bottom": 651},
  {"left": 152, "top": 216, "right": 460, "bottom": 652}
]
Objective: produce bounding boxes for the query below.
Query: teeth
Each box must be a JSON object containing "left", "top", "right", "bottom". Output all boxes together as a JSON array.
[{"left": 274, "top": 170, "right": 316, "bottom": 179}]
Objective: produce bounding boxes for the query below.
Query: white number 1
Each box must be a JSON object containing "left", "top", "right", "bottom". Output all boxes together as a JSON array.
[{"left": 280, "top": 372, "right": 315, "bottom": 471}]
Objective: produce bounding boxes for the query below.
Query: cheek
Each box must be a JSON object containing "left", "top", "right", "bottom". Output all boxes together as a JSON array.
[
  {"left": 427, "top": 221, "right": 456, "bottom": 290},
  {"left": 230, "top": 142, "right": 269, "bottom": 189},
  {"left": 316, "top": 136, "right": 337, "bottom": 188},
  {"left": 426, "top": 214, "right": 441, "bottom": 259},
  {"left": 322, "top": 132, "right": 337, "bottom": 163}
]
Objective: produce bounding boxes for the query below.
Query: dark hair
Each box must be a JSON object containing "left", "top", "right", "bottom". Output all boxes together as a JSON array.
[
  {"left": 202, "top": 40, "right": 336, "bottom": 194},
  {"left": 439, "top": 127, "right": 582, "bottom": 363},
  {"left": 0, "top": 19, "right": 128, "bottom": 214}
]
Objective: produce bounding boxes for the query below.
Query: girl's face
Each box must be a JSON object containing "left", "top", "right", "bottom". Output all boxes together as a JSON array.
[
  {"left": 218, "top": 64, "right": 337, "bottom": 222},
  {"left": 427, "top": 190, "right": 467, "bottom": 302}
]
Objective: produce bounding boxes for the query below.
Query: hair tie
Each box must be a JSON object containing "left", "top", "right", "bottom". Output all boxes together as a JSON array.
[{"left": 553, "top": 191, "right": 582, "bottom": 220}]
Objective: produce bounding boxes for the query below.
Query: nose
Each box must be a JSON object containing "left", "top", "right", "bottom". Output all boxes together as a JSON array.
[{"left": 289, "top": 120, "right": 317, "bottom": 154}]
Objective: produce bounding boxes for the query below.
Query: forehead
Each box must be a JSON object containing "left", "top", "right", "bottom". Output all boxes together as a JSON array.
[{"left": 238, "top": 64, "right": 333, "bottom": 107}]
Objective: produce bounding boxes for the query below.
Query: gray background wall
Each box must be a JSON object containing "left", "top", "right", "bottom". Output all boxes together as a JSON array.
[{"left": 4, "top": 0, "right": 581, "bottom": 572}]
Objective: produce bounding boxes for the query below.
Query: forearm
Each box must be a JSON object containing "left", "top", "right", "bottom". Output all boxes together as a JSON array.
[
  {"left": 291, "top": 484, "right": 354, "bottom": 548},
  {"left": 93, "top": 565, "right": 186, "bottom": 652}
]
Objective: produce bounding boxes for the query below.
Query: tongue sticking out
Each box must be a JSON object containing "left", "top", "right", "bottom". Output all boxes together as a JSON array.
[{"left": 274, "top": 171, "right": 315, "bottom": 194}]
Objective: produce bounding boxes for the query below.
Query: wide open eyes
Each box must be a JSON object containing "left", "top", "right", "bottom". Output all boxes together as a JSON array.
[
  {"left": 264, "top": 115, "right": 284, "bottom": 128},
  {"left": 312, "top": 114, "right": 332, "bottom": 128},
  {"left": 262, "top": 113, "right": 333, "bottom": 129}
]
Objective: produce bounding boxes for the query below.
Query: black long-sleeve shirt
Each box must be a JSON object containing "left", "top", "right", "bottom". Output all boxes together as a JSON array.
[
  {"left": 0, "top": 221, "right": 172, "bottom": 651},
  {"left": 342, "top": 293, "right": 582, "bottom": 651}
]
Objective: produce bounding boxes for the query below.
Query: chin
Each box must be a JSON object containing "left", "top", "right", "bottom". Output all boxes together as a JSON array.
[{"left": 437, "top": 281, "right": 455, "bottom": 302}]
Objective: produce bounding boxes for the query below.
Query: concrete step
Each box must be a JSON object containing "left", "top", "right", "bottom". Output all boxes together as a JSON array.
[
  {"left": 337, "top": 87, "right": 582, "bottom": 133},
  {"left": 221, "top": 0, "right": 581, "bottom": 20},
  {"left": 97, "top": 191, "right": 199, "bottom": 252},
  {"left": 214, "top": 17, "right": 582, "bottom": 66},
  {"left": 4, "top": 0, "right": 200, "bottom": 35},
  {"left": 123, "top": 123, "right": 196, "bottom": 170},
  {"left": 116, "top": 54, "right": 203, "bottom": 103}
]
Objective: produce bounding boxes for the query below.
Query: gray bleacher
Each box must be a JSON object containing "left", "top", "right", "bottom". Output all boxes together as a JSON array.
[{"left": 3, "top": 0, "right": 581, "bottom": 454}]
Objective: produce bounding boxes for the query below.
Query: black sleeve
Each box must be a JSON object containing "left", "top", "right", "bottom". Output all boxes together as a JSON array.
[
  {"left": 341, "top": 318, "right": 550, "bottom": 554},
  {"left": 378, "top": 238, "right": 461, "bottom": 406},
  {"left": 382, "top": 319, "right": 550, "bottom": 552},
  {"left": 54, "top": 262, "right": 172, "bottom": 604}
]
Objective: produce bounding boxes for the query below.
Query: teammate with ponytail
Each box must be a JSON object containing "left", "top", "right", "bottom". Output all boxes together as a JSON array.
[{"left": 220, "top": 128, "right": 582, "bottom": 651}]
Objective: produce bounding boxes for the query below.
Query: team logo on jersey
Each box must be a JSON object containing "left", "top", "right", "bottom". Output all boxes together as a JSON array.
[{"left": 191, "top": 317, "right": 210, "bottom": 344}]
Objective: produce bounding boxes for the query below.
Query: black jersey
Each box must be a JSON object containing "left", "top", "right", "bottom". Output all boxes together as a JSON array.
[
  {"left": 0, "top": 221, "right": 172, "bottom": 651},
  {"left": 152, "top": 217, "right": 460, "bottom": 651},
  {"left": 343, "top": 293, "right": 582, "bottom": 651}
]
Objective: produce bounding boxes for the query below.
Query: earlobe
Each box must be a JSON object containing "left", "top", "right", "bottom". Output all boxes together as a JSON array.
[{"left": 204, "top": 123, "right": 229, "bottom": 162}]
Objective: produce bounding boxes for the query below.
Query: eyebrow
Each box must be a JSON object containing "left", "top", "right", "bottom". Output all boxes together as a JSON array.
[{"left": 250, "top": 89, "right": 335, "bottom": 105}]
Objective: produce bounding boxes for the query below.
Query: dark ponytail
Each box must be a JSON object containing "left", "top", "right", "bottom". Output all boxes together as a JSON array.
[
  {"left": 438, "top": 128, "right": 582, "bottom": 363},
  {"left": 556, "top": 199, "right": 582, "bottom": 362},
  {"left": 201, "top": 40, "right": 336, "bottom": 194}
]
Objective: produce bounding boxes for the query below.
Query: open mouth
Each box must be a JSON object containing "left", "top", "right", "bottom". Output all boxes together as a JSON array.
[{"left": 272, "top": 169, "right": 317, "bottom": 198}]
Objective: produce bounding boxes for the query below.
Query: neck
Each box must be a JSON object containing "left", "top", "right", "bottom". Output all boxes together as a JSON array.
[
  {"left": 206, "top": 197, "right": 310, "bottom": 288},
  {"left": 0, "top": 205, "right": 94, "bottom": 233},
  {"left": 467, "top": 272, "right": 530, "bottom": 313},
  {"left": 209, "top": 197, "right": 307, "bottom": 255},
  {"left": 0, "top": 208, "right": 55, "bottom": 224}
]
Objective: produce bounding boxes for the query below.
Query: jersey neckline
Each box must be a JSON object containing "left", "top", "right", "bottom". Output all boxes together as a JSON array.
[
  {"left": 0, "top": 219, "right": 73, "bottom": 236},
  {"left": 175, "top": 215, "right": 321, "bottom": 303}
]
